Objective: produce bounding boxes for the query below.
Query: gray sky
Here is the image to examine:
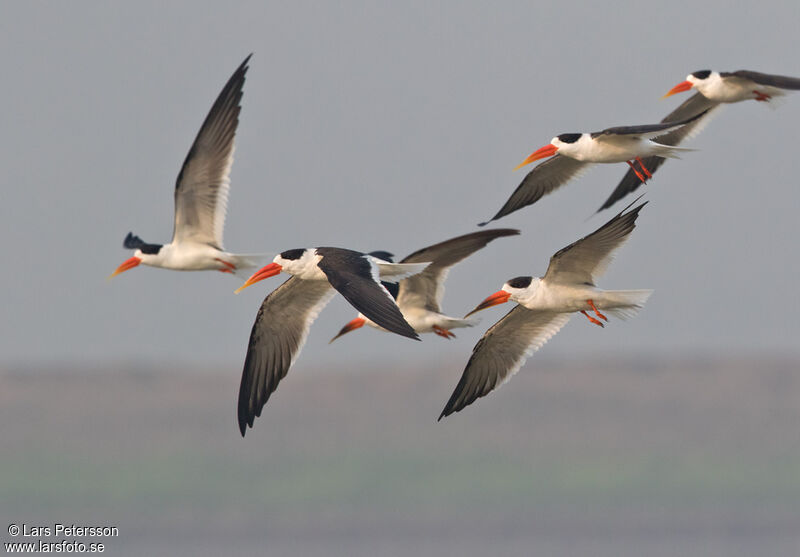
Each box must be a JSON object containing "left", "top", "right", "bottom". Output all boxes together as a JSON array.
[{"left": 2, "top": 1, "right": 799, "bottom": 370}]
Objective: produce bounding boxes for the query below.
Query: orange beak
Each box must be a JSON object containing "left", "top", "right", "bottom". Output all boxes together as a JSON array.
[
  {"left": 329, "top": 317, "right": 366, "bottom": 343},
  {"left": 514, "top": 144, "right": 558, "bottom": 171},
  {"left": 109, "top": 256, "right": 141, "bottom": 278},
  {"left": 662, "top": 80, "right": 693, "bottom": 98},
  {"left": 464, "top": 290, "right": 511, "bottom": 318},
  {"left": 234, "top": 263, "right": 283, "bottom": 294}
]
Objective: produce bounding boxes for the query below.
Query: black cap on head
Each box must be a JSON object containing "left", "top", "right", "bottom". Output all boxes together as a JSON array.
[
  {"left": 507, "top": 276, "right": 533, "bottom": 289},
  {"left": 557, "top": 133, "right": 581, "bottom": 144},
  {"left": 280, "top": 248, "right": 306, "bottom": 261}
]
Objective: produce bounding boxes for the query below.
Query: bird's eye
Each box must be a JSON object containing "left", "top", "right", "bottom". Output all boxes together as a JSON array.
[{"left": 691, "top": 70, "right": 711, "bottom": 80}]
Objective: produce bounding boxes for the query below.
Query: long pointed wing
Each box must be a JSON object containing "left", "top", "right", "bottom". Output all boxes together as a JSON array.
[
  {"left": 544, "top": 200, "right": 645, "bottom": 285},
  {"left": 238, "top": 276, "right": 336, "bottom": 435},
  {"left": 316, "top": 248, "right": 420, "bottom": 340},
  {"left": 480, "top": 155, "right": 592, "bottom": 225},
  {"left": 397, "top": 229, "right": 519, "bottom": 312},
  {"left": 439, "top": 307, "right": 570, "bottom": 419},
  {"left": 172, "top": 54, "right": 251, "bottom": 249},
  {"left": 725, "top": 70, "right": 800, "bottom": 90},
  {"left": 592, "top": 108, "right": 708, "bottom": 140},
  {"left": 598, "top": 93, "right": 720, "bottom": 211}
]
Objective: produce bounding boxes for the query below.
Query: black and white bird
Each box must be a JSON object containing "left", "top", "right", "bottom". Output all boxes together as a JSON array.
[
  {"left": 601, "top": 69, "right": 800, "bottom": 211},
  {"left": 235, "top": 247, "right": 430, "bottom": 435},
  {"left": 440, "top": 200, "right": 652, "bottom": 420},
  {"left": 329, "top": 229, "right": 520, "bottom": 342},
  {"left": 479, "top": 112, "right": 705, "bottom": 225},
  {"left": 110, "top": 55, "right": 266, "bottom": 279}
]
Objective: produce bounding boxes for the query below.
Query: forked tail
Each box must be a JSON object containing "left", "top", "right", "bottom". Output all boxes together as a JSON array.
[
  {"left": 603, "top": 289, "right": 653, "bottom": 320},
  {"left": 228, "top": 254, "right": 271, "bottom": 277}
]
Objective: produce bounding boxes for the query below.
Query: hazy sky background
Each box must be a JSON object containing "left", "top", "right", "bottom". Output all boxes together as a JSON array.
[{"left": 2, "top": 1, "right": 799, "bottom": 371}]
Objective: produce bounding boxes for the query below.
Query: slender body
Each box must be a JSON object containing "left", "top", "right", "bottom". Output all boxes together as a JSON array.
[
  {"left": 330, "top": 229, "right": 520, "bottom": 342},
  {"left": 235, "top": 247, "right": 429, "bottom": 435},
  {"left": 602, "top": 69, "right": 800, "bottom": 211},
  {"left": 480, "top": 113, "right": 705, "bottom": 225},
  {"left": 440, "top": 200, "right": 652, "bottom": 420},
  {"left": 110, "top": 54, "right": 265, "bottom": 278}
]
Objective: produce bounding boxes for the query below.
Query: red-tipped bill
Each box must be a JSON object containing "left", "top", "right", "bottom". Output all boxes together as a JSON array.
[
  {"left": 662, "top": 80, "right": 693, "bottom": 98},
  {"left": 329, "top": 317, "right": 366, "bottom": 343},
  {"left": 464, "top": 290, "right": 511, "bottom": 317},
  {"left": 234, "top": 263, "right": 282, "bottom": 294},
  {"left": 109, "top": 256, "right": 141, "bottom": 278},
  {"left": 514, "top": 144, "right": 558, "bottom": 171}
]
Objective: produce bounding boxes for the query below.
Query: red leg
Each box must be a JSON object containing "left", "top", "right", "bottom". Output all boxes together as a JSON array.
[
  {"left": 626, "top": 160, "right": 647, "bottom": 183},
  {"left": 433, "top": 325, "right": 456, "bottom": 339},
  {"left": 580, "top": 310, "right": 604, "bottom": 328},
  {"left": 753, "top": 90, "right": 771, "bottom": 102},
  {"left": 587, "top": 299, "right": 607, "bottom": 321},
  {"left": 635, "top": 156, "right": 653, "bottom": 179},
  {"left": 215, "top": 258, "right": 237, "bottom": 271}
]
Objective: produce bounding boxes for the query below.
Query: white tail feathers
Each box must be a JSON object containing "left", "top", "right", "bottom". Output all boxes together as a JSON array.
[
  {"left": 229, "top": 254, "right": 271, "bottom": 277},
  {"left": 603, "top": 289, "right": 653, "bottom": 320}
]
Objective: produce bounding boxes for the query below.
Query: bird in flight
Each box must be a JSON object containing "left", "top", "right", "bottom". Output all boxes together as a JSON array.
[
  {"left": 330, "top": 228, "right": 519, "bottom": 343},
  {"left": 235, "top": 247, "right": 430, "bottom": 435},
  {"left": 479, "top": 112, "right": 705, "bottom": 225},
  {"left": 441, "top": 199, "right": 652, "bottom": 420},
  {"left": 600, "top": 69, "right": 800, "bottom": 211},
  {"left": 110, "top": 54, "right": 266, "bottom": 279}
]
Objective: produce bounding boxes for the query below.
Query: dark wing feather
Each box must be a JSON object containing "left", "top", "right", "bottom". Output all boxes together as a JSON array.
[
  {"left": 397, "top": 229, "right": 520, "bottom": 312},
  {"left": 316, "top": 248, "right": 419, "bottom": 340},
  {"left": 598, "top": 93, "right": 719, "bottom": 211},
  {"left": 439, "top": 306, "right": 571, "bottom": 419},
  {"left": 593, "top": 108, "right": 708, "bottom": 138},
  {"left": 237, "top": 277, "right": 335, "bottom": 435},
  {"left": 172, "top": 54, "right": 251, "bottom": 248},
  {"left": 479, "top": 155, "right": 591, "bottom": 225},
  {"left": 726, "top": 70, "right": 800, "bottom": 90},
  {"left": 544, "top": 199, "right": 645, "bottom": 285}
]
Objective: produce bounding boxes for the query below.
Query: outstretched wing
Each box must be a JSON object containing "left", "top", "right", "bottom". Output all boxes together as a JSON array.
[
  {"left": 439, "top": 306, "right": 570, "bottom": 419},
  {"left": 172, "top": 54, "right": 250, "bottom": 249},
  {"left": 725, "top": 70, "right": 800, "bottom": 90},
  {"left": 397, "top": 229, "right": 519, "bottom": 312},
  {"left": 599, "top": 93, "right": 719, "bottom": 211},
  {"left": 480, "top": 155, "right": 592, "bottom": 225},
  {"left": 592, "top": 108, "right": 708, "bottom": 140},
  {"left": 237, "top": 276, "right": 335, "bottom": 435},
  {"left": 544, "top": 199, "right": 646, "bottom": 285},
  {"left": 316, "top": 248, "right": 420, "bottom": 340}
]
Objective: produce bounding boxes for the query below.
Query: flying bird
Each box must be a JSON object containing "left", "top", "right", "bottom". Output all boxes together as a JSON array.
[
  {"left": 329, "top": 229, "right": 520, "bottom": 343},
  {"left": 235, "top": 247, "right": 429, "bottom": 435},
  {"left": 601, "top": 69, "right": 800, "bottom": 211},
  {"left": 441, "top": 200, "right": 652, "bottom": 420},
  {"left": 110, "top": 54, "right": 266, "bottom": 278},
  {"left": 479, "top": 112, "right": 705, "bottom": 225}
]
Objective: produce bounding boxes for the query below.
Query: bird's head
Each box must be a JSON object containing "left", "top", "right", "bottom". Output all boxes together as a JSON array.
[
  {"left": 514, "top": 133, "right": 583, "bottom": 171},
  {"left": 234, "top": 249, "right": 316, "bottom": 293},
  {"left": 663, "top": 69, "right": 715, "bottom": 98},
  {"left": 464, "top": 276, "right": 537, "bottom": 317},
  {"left": 109, "top": 247, "right": 164, "bottom": 278}
]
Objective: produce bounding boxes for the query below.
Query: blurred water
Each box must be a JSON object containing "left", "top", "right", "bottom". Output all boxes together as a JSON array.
[{"left": 1, "top": 356, "right": 799, "bottom": 556}]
